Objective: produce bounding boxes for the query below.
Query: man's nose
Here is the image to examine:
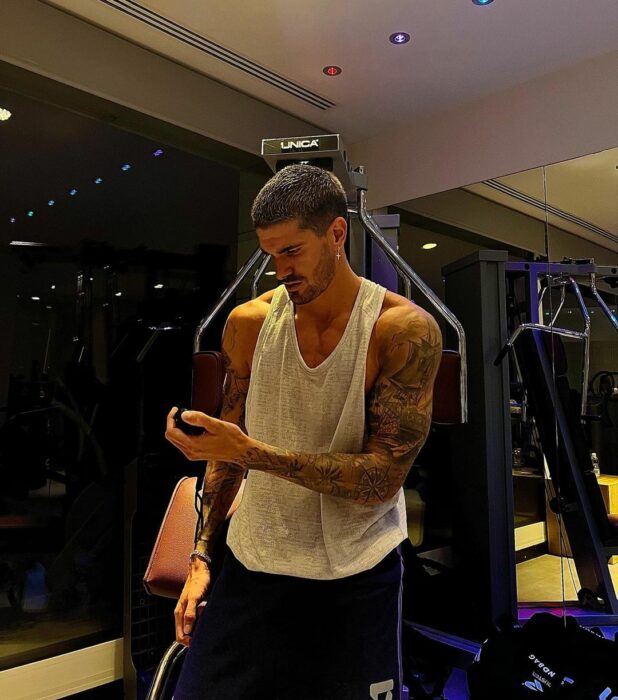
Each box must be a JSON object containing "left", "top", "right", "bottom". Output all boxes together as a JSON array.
[{"left": 275, "top": 262, "right": 294, "bottom": 281}]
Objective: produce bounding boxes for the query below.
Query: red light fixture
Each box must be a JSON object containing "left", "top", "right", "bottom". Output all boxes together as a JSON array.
[{"left": 322, "top": 65, "right": 342, "bottom": 76}]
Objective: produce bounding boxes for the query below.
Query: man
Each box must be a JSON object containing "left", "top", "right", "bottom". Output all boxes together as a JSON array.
[{"left": 166, "top": 164, "right": 442, "bottom": 699}]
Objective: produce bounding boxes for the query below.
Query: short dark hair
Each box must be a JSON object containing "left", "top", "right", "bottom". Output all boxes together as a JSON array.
[{"left": 251, "top": 164, "right": 347, "bottom": 237}]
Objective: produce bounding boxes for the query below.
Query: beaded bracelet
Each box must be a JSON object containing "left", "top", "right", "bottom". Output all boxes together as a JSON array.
[{"left": 189, "top": 550, "right": 213, "bottom": 566}]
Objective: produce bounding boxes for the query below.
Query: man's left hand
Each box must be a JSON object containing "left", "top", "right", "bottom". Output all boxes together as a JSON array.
[{"left": 165, "top": 407, "right": 249, "bottom": 463}]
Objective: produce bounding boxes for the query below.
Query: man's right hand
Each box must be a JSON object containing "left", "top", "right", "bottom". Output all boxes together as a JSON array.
[{"left": 174, "top": 559, "right": 211, "bottom": 647}]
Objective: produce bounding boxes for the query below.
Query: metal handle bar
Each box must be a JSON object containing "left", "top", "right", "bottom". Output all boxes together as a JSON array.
[
  {"left": 356, "top": 188, "right": 468, "bottom": 423},
  {"left": 193, "top": 247, "right": 266, "bottom": 353},
  {"left": 590, "top": 273, "right": 618, "bottom": 332}
]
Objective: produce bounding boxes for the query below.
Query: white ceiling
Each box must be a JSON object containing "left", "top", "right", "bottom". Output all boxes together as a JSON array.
[{"left": 43, "top": 0, "right": 618, "bottom": 142}]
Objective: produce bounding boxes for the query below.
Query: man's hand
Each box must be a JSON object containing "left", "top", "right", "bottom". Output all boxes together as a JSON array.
[
  {"left": 174, "top": 559, "right": 211, "bottom": 647},
  {"left": 165, "top": 407, "right": 249, "bottom": 463}
]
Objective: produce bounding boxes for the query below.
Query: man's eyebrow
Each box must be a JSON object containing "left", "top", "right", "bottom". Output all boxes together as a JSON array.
[{"left": 259, "top": 244, "right": 302, "bottom": 256}]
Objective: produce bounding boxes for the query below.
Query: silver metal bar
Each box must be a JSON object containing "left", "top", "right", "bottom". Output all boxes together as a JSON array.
[
  {"left": 568, "top": 277, "right": 591, "bottom": 416},
  {"left": 550, "top": 284, "right": 566, "bottom": 326},
  {"left": 357, "top": 188, "right": 468, "bottom": 423},
  {"left": 252, "top": 254, "right": 272, "bottom": 299},
  {"left": 508, "top": 322, "right": 587, "bottom": 347},
  {"left": 193, "top": 247, "right": 267, "bottom": 352},
  {"left": 402, "top": 276, "right": 412, "bottom": 300},
  {"left": 590, "top": 272, "right": 618, "bottom": 332},
  {"left": 145, "top": 641, "right": 187, "bottom": 700}
]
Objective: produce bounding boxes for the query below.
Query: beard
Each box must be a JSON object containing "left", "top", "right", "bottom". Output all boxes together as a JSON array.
[{"left": 288, "top": 244, "right": 336, "bottom": 306}]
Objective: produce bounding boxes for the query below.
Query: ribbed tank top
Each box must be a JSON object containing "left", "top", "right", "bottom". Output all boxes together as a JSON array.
[{"left": 226, "top": 277, "right": 408, "bottom": 579}]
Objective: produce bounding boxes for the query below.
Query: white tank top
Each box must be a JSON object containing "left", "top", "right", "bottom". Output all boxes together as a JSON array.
[{"left": 226, "top": 277, "right": 408, "bottom": 579}]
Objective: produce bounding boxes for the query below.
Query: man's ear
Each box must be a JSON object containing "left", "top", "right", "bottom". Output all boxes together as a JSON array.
[{"left": 331, "top": 216, "right": 347, "bottom": 248}]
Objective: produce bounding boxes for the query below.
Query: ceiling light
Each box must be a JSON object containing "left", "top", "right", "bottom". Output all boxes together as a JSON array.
[
  {"left": 94, "top": 177, "right": 103, "bottom": 184},
  {"left": 472, "top": 0, "right": 494, "bottom": 4},
  {"left": 9, "top": 217, "right": 16, "bottom": 223},
  {"left": 69, "top": 188, "right": 78, "bottom": 196},
  {"left": 121, "top": 164, "right": 131, "bottom": 171},
  {"left": 0, "top": 108, "right": 11, "bottom": 121},
  {"left": 31, "top": 296, "right": 40, "bottom": 301},
  {"left": 422, "top": 243, "right": 438, "bottom": 250},
  {"left": 48, "top": 200, "right": 55, "bottom": 206},
  {"left": 265, "top": 271, "right": 276, "bottom": 276},
  {"left": 10, "top": 241, "right": 46, "bottom": 246},
  {"left": 323, "top": 66, "right": 342, "bottom": 76},
  {"left": 154, "top": 283, "right": 164, "bottom": 289},
  {"left": 51, "top": 285, "right": 56, "bottom": 290},
  {"left": 389, "top": 32, "right": 410, "bottom": 45},
  {"left": 153, "top": 149, "right": 164, "bottom": 157},
  {"left": 27, "top": 210, "right": 34, "bottom": 217},
  {"left": 115, "top": 292, "right": 122, "bottom": 297}
]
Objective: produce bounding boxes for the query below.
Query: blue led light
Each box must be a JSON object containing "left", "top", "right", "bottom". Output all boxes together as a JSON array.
[
  {"left": 472, "top": 0, "right": 494, "bottom": 5},
  {"left": 94, "top": 177, "right": 103, "bottom": 184},
  {"left": 69, "top": 188, "right": 78, "bottom": 196},
  {"left": 121, "top": 164, "right": 131, "bottom": 171},
  {"left": 153, "top": 149, "right": 164, "bottom": 157},
  {"left": 48, "top": 200, "right": 55, "bottom": 206},
  {"left": 389, "top": 32, "right": 410, "bottom": 45},
  {"left": 27, "top": 210, "right": 34, "bottom": 217}
]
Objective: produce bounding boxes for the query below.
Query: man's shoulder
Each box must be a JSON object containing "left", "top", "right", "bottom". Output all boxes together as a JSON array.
[
  {"left": 375, "top": 295, "right": 442, "bottom": 368},
  {"left": 225, "top": 291, "right": 277, "bottom": 368},
  {"left": 230, "top": 289, "right": 276, "bottom": 327}
]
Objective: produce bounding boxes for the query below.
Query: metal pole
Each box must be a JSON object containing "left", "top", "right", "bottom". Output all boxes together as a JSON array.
[
  {"left": 357, "top": 188, "right": 468, "bottom": 422},
  {"left": 193, "top": 247, "right": 267, "bottom": 353},
  {"left": 252, "top": 254, "right": 272, "bottom": 299},
  {"left": 590, "top": 273, "right": 618, "bottom": 332}
]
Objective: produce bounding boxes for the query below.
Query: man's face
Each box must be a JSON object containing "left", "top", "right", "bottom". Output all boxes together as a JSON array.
[{"left": 257, "top": 218, "right": 338, "bottom": 306}]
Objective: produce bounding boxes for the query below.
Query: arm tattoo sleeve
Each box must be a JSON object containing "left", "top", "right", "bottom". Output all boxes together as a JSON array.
[
  {"left": 237, "top": 308, "right": 442, "bottom": 505},
  {"left": 194, "top": 317, "right": 249, "bottom": 558}
]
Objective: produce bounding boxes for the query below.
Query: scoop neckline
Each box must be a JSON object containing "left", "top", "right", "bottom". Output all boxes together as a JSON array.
[{"left": 287, "top": 278, "right": 367, "bottom": 373}]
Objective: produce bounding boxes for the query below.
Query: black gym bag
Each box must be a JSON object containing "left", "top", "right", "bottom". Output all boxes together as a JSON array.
[{"left": 467, "top": 612, "right": 618, "bottom": 698}]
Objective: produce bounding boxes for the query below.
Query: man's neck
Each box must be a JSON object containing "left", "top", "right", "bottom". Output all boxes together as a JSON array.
[{"left": 294, "top": 267, "right": 362, "bottom": 327}]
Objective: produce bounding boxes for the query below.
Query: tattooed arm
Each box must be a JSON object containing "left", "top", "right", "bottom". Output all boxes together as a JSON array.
[
  {"left": 193, "top": 307, "right": 251, "bottom": 559},
  {"left": 236, "top": 304, "right": 442, "bottom": 505}
]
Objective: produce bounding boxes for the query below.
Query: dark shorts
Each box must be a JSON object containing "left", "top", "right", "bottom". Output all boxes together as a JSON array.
[{"left": 173, "top": 544, "right": 405, "bottom": 700}]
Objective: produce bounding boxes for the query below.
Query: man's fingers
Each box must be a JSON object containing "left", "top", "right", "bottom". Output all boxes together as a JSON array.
[
  {"left": 184, "top": 598, "right": 197, "bottom": 635},
  {"left": 182, "top": 410, "right": 211, "bottom": 429},
  {"left": 174, "top": 599, "right": 188, "bottom": 645}
]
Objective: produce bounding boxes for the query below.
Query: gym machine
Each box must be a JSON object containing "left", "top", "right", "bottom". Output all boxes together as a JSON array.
[
  {"left": 141, "top": 134, "right": 469, "bottom": 699},
  {"left": 500, "top": 261, "right": 618, "bottom": 623}
]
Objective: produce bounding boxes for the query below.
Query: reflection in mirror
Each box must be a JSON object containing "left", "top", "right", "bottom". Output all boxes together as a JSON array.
[{"left": 386, "top": 148, "right": 617, "bottom": 641}]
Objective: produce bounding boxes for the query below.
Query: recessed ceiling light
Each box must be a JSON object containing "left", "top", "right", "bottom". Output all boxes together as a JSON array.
[
  {"left": 10, "top": 241, "right": 46, "bottom": 246},
  {"left": 69, "top": 189, "right": 78, "bottom": 196},
  {"left": 115, "top": 292, "right": 122, "bottom": 297},
  {"left": 31, "top": 296, "right": 40, "bottom": 301},
  {"left": 48, "top": 200, "right": 55, "bottom": 206},
  {"left": 153, "top": 149, "right": 164, "bottom": 157},
  {"left": 94, "top": 177, "right": 103, "bottom": 184},
  {"left": 389, "top": 32, "right": 410, "bottom": 45},
  {"left": 323, "top": 66, "right": 342, "bottom": 76},
  {"left": 121, "top": 164, "right": 131, "bottom": 171},
  {"left": 154, "top": 283, "right": 164, "bottom": 289},
  {"left": 265, "top": 271, "right": 276, "bottom": 276},
  {"left": 27, "top": 211, "right": 34, "bottom": 217},
  {"left": 472, "top": 0, "right": 494, "bottom": 5},
  {"left": 422, "top": 243, "right": 438, "bottom": 250},
  {"left": 0, "top": 108, "right": 11, "bottom": 121},
  {"left": 9, "top": 217, "right": 16, "bottom": 223},
  {"left": 51, "top": 284, "right": 56, "bottom": 290}
]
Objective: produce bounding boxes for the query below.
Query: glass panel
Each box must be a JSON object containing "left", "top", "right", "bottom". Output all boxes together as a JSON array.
[{"left": 0, "top": 85, "right": 241, "bottom": 678}]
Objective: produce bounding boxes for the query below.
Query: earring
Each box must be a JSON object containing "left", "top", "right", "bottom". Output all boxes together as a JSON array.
[{"left": 336, "top": 248, "right": 341, "bottom": 261}]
